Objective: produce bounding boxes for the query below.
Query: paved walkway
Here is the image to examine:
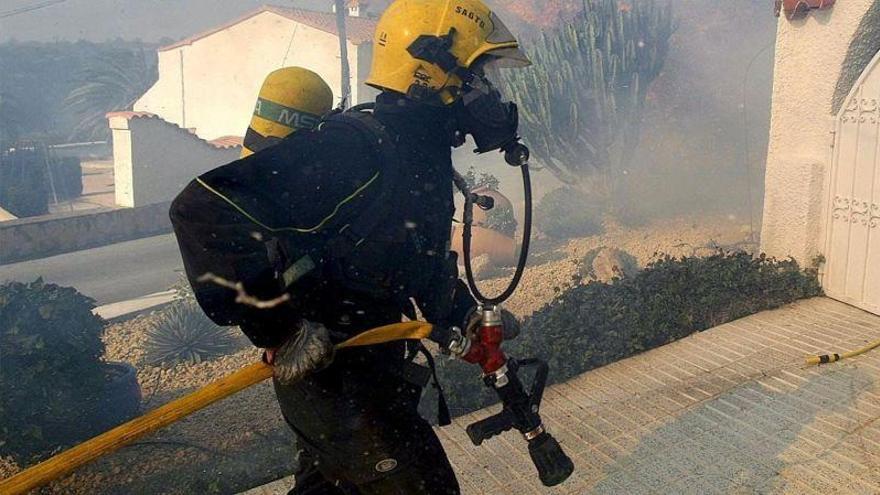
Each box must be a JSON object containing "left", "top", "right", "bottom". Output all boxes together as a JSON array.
[
  {"left": 243, "top": 297, "right": 880, "bottom": 494},
  {"left": 93, "top": 289, "right": 175, "bottom": 320}
]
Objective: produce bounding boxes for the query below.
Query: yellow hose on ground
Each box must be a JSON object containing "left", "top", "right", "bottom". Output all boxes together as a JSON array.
[
  {"left": 805, "top": 338, "right": 880, "bottom": 365},
  {"left": 0, "top": 321, "right": 434, "bottom": 495}
]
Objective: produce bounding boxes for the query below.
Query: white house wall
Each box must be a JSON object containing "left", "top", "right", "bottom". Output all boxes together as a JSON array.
[
  {"left": 134, "top": 11, "right": 365, "bottom": 140},
  {"left": 761, "top": 0, "right": 876, "bottom": 264},
  {"left": 109, "top": 115, "right": 240, "bottom": 207},
  {"left": 135, "top": 50, "right": 185, "bottom": 126},
  {"left": 357, "top": 42, "right": 380, "bottom": 106}
]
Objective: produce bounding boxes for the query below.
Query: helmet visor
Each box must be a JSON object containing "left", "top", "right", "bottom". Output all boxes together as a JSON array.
[
  {"left": 483, "top": 12, "right": 531, "bottom": 68},
  {"left": 482, "top": 47, "right": 531, "bottom": 69}
]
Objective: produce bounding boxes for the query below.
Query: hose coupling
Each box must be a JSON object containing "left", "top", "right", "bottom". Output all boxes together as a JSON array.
[
  {"left": 481, "top": 306, "right": 502, "bottom": 327},
  {"left": 489, "top": 363, "right": 509, "bottom": 388},
  {"left": 446, "top": 326, "right": 471, "bottom": 358},
  {"left": 523, "top": 424, "right": 545, "bottom": 442}
]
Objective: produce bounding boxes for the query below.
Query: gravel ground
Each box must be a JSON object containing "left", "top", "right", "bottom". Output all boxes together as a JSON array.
[
  {"left": 0, "top": 456, "right": 20, "bottom": 480},
  {"left": 7, "top": 212, "right": 750, "bottom": 494},
  {"left": 479, "top": 213, "right": 752, "bottom": 318}
]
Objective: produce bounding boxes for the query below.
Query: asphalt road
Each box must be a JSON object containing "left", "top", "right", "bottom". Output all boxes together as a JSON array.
[{"left": 0, "top": 234, "right": 184, "bottom": 306}]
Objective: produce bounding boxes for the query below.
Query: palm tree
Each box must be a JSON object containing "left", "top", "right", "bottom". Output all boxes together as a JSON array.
[
  {"left": 334, "top": 0, "right": 352, "bottom": 108},
  {"left": 63, "top": 49, "right": 157, "bottom": 142}
]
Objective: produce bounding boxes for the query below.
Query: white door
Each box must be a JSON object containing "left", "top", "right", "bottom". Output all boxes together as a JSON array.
[{"left": 824, "top": 51, "right": 880, "bottom": 315}]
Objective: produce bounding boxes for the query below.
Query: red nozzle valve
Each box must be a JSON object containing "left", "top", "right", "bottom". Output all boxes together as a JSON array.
[{"left": 462, "top": 307, "right": 508, "bottom": 375}]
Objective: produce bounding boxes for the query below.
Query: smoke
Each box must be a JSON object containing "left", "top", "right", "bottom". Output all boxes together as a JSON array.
[
  {"left": 478, "top": 0, "right": 777, "bottom": 231},
  {"left": 620, "top": 0, "right": 776, "bottom": 227}
]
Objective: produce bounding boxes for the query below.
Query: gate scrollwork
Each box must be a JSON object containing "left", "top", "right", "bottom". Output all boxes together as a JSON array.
[
  {"left": 841, "top": 96, "right": 880, "bottom": 124},
  {"left": 832, "top": 195, "right": 880, "bottom": 229}
]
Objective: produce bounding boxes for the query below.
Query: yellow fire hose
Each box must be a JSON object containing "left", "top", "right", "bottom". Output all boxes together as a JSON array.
[
  {"left": 804, "top": 338, "right": 880, "bottom": 366},
  {"left": 0, "top": 321, "right": 434, "bottom": 495}
]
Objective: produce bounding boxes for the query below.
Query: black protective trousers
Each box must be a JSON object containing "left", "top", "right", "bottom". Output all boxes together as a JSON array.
[{"left": 273, "top": 341, "right": 460, "bottom": 495}]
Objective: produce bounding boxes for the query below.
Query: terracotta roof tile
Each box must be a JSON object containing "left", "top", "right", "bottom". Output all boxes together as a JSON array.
[
  {"left": 105, "top": 111, "right": 157, "bottom": 119},
  {"left": 160, "top": 5, "right": 377, "bottom": 52},
  {"left": 209, "top": 136, "right": 245, "bottom": 148},
  {"left": 345, "top": 0, "right": 376, "bottom": 9}
]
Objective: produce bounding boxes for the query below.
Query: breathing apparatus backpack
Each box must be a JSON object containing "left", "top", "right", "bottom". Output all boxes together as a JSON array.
[
  {"left": 217, "top": 68, "right": 406, "bottom": 307},
  {"left": 266, "top": 107, "right": 406, "bottom": 305}
]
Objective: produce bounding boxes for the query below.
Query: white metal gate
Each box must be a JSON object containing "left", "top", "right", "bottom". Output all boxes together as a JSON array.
[{"left": 823, "top": 51, "right": 880, "bottom": 315}]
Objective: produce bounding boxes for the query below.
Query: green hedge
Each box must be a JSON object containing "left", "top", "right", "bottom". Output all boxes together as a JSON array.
[
  {"left": 0, "top": 150, "right": 81, "bottom": 217},
  {"left": 52, "top": 156, "right": 83, "bottom": 200},
  {"left": 0, "top": 149, "right": 50, "bottom": 217},
  {"left": 432, "top": 252, "right": 822, "bottom": 418}
]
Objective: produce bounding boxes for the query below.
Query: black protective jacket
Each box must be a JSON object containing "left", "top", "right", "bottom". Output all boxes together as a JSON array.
[{"left": 170, "top": 93, "right": 477, "bottom": 348}]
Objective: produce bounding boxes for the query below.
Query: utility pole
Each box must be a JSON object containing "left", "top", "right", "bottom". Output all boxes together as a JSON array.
[{"left": 334, "top": 0, "right": 352, "bottom": 109}]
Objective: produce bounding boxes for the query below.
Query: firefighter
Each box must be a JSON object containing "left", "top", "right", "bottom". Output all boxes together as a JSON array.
[{"left": 169, "top": 1, "right": 529, "bottom": 493}]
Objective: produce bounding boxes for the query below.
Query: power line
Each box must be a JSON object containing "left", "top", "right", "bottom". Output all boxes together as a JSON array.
[{"left": 0, "top": 0, "right": 68, "bottom": 20}]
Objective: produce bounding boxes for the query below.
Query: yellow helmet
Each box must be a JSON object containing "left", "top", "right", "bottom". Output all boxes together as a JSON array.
[
  {"left": 366, "top": 0, "right": 530, "bottom": 104},
  {"left": 242, "top": 67, "right": 333, "bottom": 157}
]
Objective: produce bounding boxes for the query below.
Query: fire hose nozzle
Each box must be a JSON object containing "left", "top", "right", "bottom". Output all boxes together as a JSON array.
[
  {"left": 465, "top": 358, "right": 574, "bottom": 487},
  {"left": 528, "top": 430, "right": 575, "bottom": 487}
]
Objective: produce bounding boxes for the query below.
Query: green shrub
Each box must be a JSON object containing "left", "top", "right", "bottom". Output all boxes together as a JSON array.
[
  {"left": 0, "top": 149, "right": 50, "bottom": 217},
  {"left": 51, "top": 156, "right": 83, "bottom": 200},
  {"left": 483, "top": 203, "right": 518, "bottom": 237},
  {"left": 462, "top": 166, "right": 500, "bottom": 192},
  {"left": 0, "top": 279, "right": 107, "bottom": 460},
  {"left": 433, "top": 252, "right": 822, "bottom": 418},
  {"left": 534, "top": 187, "right": 604, "bottom": 240},
  {"left": 462, "top": 167, "right": 518, "bottom": 237},
  {"left": 144, "top": 301, "right": 242, "bottom": 366}
]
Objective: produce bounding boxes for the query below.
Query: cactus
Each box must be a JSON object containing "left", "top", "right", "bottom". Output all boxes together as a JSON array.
[{"left": 498, "top": 0, "right": 674, "bottom": 187}]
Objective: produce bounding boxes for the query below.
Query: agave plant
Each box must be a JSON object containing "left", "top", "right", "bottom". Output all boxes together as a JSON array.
[{"left": 144, "top": 301, "right": 242, "bottom": 366}]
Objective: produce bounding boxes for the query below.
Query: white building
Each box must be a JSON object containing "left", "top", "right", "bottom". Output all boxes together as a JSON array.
[
  {"left": 761, "top": 0, "right": 880, "bottom": 315},
  {"left": 133, "top": 3, "right": 378, "bottom": 140}
]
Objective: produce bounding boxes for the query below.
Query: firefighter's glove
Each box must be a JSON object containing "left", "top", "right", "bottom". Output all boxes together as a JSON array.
[
  {"left": 272, "top": 320, "right": 335, "bottom": 386},
  {"left": 464, "top": 308, "right": 521, "bottom": 340}
]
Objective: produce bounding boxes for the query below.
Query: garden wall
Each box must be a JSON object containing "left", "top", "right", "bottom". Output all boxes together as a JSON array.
[
  {"left": 0, "top": 202, "right": 172, "bottom": 265},
  {"left": 108, "top": 112, "right": 240, "bottom": 208}
]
